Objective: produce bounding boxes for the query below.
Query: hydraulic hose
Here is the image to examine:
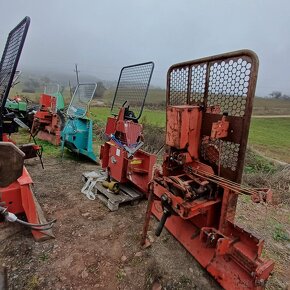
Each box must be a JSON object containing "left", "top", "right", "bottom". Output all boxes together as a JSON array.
[{"left": 0, "top": 205, "right": 56, "bottom": 230}]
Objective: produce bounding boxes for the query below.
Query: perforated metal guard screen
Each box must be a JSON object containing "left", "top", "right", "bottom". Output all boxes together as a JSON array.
[
  {"left": 0, "top": 17, "right": 30, "bottom": 109},
  {"left": 44, "top": 84, "right": 60, "bottom": 95},
  {"left": 67, "top": 83, "right": 97, "bottom": 118},
  {"left": 167, "top": 50, "right": 259, "bottom": 182},
  {"left": 111, "top": 62, "right": 154, "bottom": 120}
]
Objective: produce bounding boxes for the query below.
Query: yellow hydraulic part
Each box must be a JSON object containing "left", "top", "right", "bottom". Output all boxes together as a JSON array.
[
  {"left": 102, "top": 180, "right": 120, "bottom": 193},
  {"left": 130, "top": 159, "right": 142, "bottom": 165}
]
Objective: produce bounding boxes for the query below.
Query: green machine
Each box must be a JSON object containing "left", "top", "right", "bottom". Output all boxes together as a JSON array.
[{"left": 61, "top": 83, "right": 98, "bottom": 162}]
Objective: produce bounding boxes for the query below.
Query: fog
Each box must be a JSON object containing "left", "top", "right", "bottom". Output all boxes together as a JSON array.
[{"left": 1, "top": 0, "right": 290, "bottom": 95}]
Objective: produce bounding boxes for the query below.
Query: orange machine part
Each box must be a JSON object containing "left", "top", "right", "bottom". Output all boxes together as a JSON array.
[
  {"left": 166, "top": 105, "right": 202, "bottom": 160},
  {"left": 101, "top": 106, "right": 156, "bottom": 195},
  {"left": 143, "top": 51, "right": 274, "bottom": 290},
  {"left": 0, "top": 167, "right": 47, "bottom": 241},
  {"left": 211, "top": 115, "right": 230, "bottom": 139},
  {"left": 101, "top": 140, "right": 156, "bottom": 194},
  {"left": 151, "top": 180, "right": 274, "bottom": 290},
  {"left": 39, "top": 94, "right": 57, "bottom": 112},
  {"left": 31, "top": 94, "right": 61, "bottom": 145}
]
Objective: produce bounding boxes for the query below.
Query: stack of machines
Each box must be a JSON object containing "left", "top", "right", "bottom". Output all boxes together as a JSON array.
[{"left": 0, "top": 16, "right": 275, "bottom": 290}]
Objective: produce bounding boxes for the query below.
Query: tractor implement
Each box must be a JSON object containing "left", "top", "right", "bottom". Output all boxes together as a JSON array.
[
  {"left": 5, "top": 71, "right": 37, "bottom": 128},
  {"left": 83, "top": 62, "right": 156, "bottom": 210},
  {"left": 31, "top": 84, "right": 65, "bottom": 145},
  {"left": 61, "top": 83, "right": 98, "bottom": 162},
  {"left": 0, "top": 17, "right": 55, "bottom": 241},
  {"left": 141, "top": 51, "right": 274, "bottom": 289}
]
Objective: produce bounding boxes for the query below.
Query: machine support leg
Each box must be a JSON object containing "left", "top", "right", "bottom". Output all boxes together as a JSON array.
[
  {"left": 141, "top": 183, "right": 154, "bottom": 246},
  {"left": 155, "top": 209, "right": 171, "bottom": 237}
]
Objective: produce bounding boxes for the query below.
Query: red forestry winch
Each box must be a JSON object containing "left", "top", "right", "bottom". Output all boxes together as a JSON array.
[
  {"left": 31, "top": 85, "right": 65, "bottom": 146},
  {"left": 87, "top": 62, "right": 156, "bottom": 210},
  {"left": 0, "top": 17, "right": 55, "bottom": 241},
  {"left": 142, "top": 50, "right": 274, "bottom": 289}
]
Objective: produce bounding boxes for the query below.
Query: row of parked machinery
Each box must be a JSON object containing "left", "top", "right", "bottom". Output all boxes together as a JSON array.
[{"left": 0, "top": 17, "right": 274, "bottom": 289}]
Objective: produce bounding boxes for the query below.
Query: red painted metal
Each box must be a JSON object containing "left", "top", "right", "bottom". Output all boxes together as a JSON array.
[
  {"left": 2, "top": 133, "right": 15, "bottom": 143},
  {"left": 31, "top": 93, "right": 62, "bottom": 146},
  {"left": 101, "top": 107, "right": 156, "bottom": 194},
  {"left": 0, "top": 137, "right": 48, "bottom": 240},
  {"left": 142, "top": 50, "right": 274, "bottom": 289},
  {"left": 104, "top": 108, "right": 143, "bottom": 147},
  {"left": 0, "top": 167, "right": 47, "bottom": 241}
]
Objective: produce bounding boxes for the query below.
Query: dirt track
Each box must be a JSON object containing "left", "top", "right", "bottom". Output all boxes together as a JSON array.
[
  {"left": 0, "top": 157, "right": 220, "bottom": 290},
  {"left": 0, "top": 156, "right": 289, "bottom": 289}
]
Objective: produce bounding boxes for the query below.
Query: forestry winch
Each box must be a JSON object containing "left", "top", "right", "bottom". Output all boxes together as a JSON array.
[{"left": 141, "top": 50, "right": 274, "bottom": 290}]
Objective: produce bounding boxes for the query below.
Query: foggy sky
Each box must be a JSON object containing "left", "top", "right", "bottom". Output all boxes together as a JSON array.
[{"left": 1, "top": 0, "right": 290, "bottom": 96}]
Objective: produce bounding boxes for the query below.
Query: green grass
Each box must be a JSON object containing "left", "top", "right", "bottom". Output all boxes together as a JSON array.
[
  {"left": 249, "top": 118, "right": 290, "bottom": 162},
  {"left": 272, "top": 223, "right": 290, "bottom": 242},
  {"left": 13, "top": 110, "right": 289, "bottom": 163},
  {"left": 90, "top": 107, "right": 166, "bottom": 127},
  {"left": 90, "top": 108, "right": 289, "bottom": 162},
  {"left": 10, "top": 82, "right": 289, "bottom": 163},
  {"left": 244, "top": 150, "right": 277, "bottom": 174}
]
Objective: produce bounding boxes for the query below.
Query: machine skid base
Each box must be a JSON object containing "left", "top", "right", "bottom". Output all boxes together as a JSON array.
[
  {"left": 37, "top": 130, "right": 60, "bottom": 146},
  {"left": 82, "top": 172, "right": 143, "bottom": 211},
  {"left": 152, "top": 201, "right": 273, "bottom": 290},
  {"left": 0, "top": 168, "right": 54, "bottom": 241},
  {"left": 94, "top": 183, "right": 143, "bottom": 211}
]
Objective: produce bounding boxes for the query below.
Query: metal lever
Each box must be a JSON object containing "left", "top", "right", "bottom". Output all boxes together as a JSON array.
[
  {"left": 155, "top": 209, "right": 171, "bottom": 237},
  {"left": 14, "top": 117, "right": 44, "bottom": 169}
]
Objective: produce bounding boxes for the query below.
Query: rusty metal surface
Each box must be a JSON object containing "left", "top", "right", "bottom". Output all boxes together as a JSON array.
[
  {"left": 0, "top": 142, "right": 25, "bottom": 187},
  {"left": 167, "top": 50, "right": 259, "bottom": 183}
]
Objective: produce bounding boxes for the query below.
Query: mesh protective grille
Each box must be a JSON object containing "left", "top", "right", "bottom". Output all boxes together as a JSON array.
[
  {"left": 67, "top": 83, "right": 97, "bottom": 118},
  {"left": 167, "top": 50, "right": 259, "bottom": 182},
  {"left": 44, "top": 84, "right": 60, "bottom": 95},
  {"left": 111, "top": 62, "right": 154, "bottom": 120},
  {"left": 168, "top": 54, "right": 255, "bottom": 117},
  {"left": 0, "top": 17, "right": 30, "bottom": 109}
]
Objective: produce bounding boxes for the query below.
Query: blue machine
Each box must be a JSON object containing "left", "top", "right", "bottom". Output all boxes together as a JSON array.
[{"left": 61, "top": 83, "right": 98, "bottom": 162}]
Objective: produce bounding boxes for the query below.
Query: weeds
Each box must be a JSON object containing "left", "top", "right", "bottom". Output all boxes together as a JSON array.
[
  {"left": 39, "top": 252, "right": 49, "bottom": 262},
  {"left": 116, "top": 268, "right": 126, "bottom": 281},
  {"left": 25, "top": 275, "right": 40, "bottom": 290},
  {"left": 273, "top": 224, "right": 290, "bottom": 242},
  {"left": 244, "top": 149, "right": 277, "bottom": 174}
]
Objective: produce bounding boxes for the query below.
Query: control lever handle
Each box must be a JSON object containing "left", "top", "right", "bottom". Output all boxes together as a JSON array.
[{"left": 155, "top": 209, "right": 171, "bottom": 237}]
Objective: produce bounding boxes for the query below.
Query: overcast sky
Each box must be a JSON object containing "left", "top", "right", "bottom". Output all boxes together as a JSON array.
[{"left": 1, "top": 0, "right": 290, "bottom": 96}]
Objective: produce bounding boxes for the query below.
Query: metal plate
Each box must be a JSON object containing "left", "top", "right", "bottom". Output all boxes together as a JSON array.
[
  {"left": 0, "top": 17, "right": 30, "bottom": 110},
  {"left": 167, "top": 50, "right": 259, "bottom": 183},
  {"left": 0, "top": 142, "right": 25, "bottom": 187},
  {"left": 67, "top": 83, "right": 97, "bottom": 118},
  {"left": 111, "top": 62, "right": 154, "bottom": 120}
]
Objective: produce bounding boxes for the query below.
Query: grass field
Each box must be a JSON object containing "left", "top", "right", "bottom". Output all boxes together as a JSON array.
[
  {"left": 90, "top": 107, "right": 289, "bottom": 163},
  {"left": 249, "top": 118, "right": 290, "bottom": 163},
  {"left": 90, "top": 107, "right": 166, "bottom": 126},
  {"left": 8, "top": 85, "right": 290, "bottom": 163},
  {"left": 10, "top": 83, "right": 290, "bottom": 116}
]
